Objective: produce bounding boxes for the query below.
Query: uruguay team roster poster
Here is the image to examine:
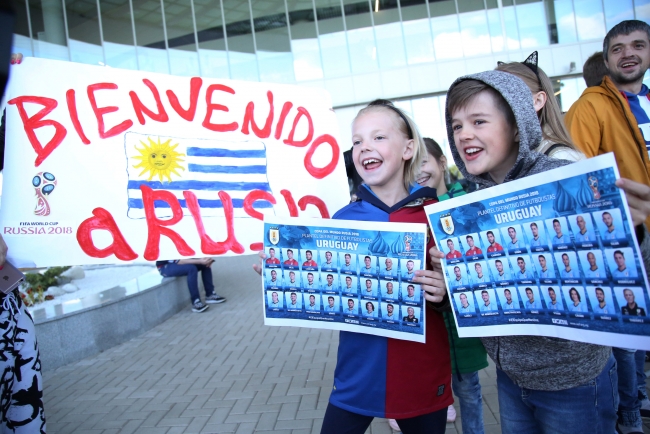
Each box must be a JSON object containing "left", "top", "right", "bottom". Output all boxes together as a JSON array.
[
  {"left": 425, "top": 153, "right": 650, "bottom": 350},
  {"left": 261, "top": 216, "right": 428, "bottom": 343}
]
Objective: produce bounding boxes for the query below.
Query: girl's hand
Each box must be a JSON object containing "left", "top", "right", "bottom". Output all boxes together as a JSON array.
[
  {"left": 429, "top": 246, "right": 444, "bottom": 270},
  {"left": 252, "top": 251, "right": 266, "bottom": 276},
  {"left": 413, "top": 269, "right": 447, "bottom": 303},
  {"left": 616, "top": 178, "right": 650, "bottom": 227}
]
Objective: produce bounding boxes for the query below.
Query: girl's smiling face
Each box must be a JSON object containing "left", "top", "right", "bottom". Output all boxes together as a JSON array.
[
  {"left": 352, "top": 109, "right": 414, "bottom": 206},
  {"left": 417, "top": 152, "right": 446, "bottom": 190}
]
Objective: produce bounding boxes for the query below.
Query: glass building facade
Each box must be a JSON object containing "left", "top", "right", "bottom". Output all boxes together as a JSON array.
[{"left": 8, "top": 0, "right": 650, "bottom": 154}]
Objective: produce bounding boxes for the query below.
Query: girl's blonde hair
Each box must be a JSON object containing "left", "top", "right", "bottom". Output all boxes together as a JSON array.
[
  {"left": 353, "top": 100, "right": 426, "bottom": 192},
  {"left": 495, "top": 62, "right": 578, "bottom": 154}
]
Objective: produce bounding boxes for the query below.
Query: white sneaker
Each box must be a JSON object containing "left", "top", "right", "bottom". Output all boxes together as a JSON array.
[{"left": 447, "top": 405, "right": 457, "bottom": 422}]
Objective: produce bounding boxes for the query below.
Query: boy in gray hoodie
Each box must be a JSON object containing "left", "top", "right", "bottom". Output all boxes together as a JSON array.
[{"left": 438, "top": 70, "right": 616, "bottom": 433}]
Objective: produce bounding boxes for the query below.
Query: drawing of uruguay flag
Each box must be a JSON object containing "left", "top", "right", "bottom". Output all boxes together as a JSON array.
[{"left": 124, "top": 132, "right": 275, "bottom": 219}]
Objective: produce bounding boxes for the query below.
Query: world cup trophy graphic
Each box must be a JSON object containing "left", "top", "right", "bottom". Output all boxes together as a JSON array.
[
  {"left": 32, "top": 172, "right": 57, "bottom": 216},
  {"left": 588, "top": 176, "right": 601, "bottom": 200}
]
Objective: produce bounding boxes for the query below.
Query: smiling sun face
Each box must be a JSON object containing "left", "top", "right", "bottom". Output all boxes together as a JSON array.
[{"left": 133, "top": 137, "right": 185, "bottom": 182}]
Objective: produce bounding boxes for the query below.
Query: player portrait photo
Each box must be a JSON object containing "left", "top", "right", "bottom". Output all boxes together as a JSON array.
[
  {"left": 614, "top": 287, "right": 647, "bottom": 317},
  {"left": 563, "top": 286, "right": 589, "bottom": 313},
  {"left": 463, "top": 233, "right": 484, "bottom": 259},
  {"left": 340, "top": 253, "right": 357, "bottom": 274},
  {"left": 553, "top": 251, "right": 580, "bottom": 281},
  {"left": 321, "top": 273, "right": 338, "bottom": 292},
  {"left": 475, "top": 288, "right": 499, "bottom": 313},
  {"left": 522, "top": 286, "right": 544, "bottom": 310},
  {"left": 500, "top": 224, "right": 527, "bottom": 253},
  {"left": 284, "top": 270, "right": 300, "bottom": 289},
  {"left": 301, "top": 249, "right": 319, "bottom": 270},
  {"left": 523, "top": 221, "right": 549, "bottom": 251},
  {"left": 497, "top": 287, "right": 521, "bottom": 311},
  {"left": 302, "top": 271, "right": 319, "bottom": 291},
  {"left": 489, "top": 258, "right": 512, "bottom": 283},
  {"left": 586, "top": 286, "right": 615, "bottom": 316},
  {"left": 510, "top": 254, "right": 536, "bottom": 282},
  {"left": 447, "top": 264, "right": 470, "bottom": 289},
  {"left": 454, "top": 292, "right": 476, "bottom": 315},
  {"left": 282, "top": 248, "right": 299, "bottom": 269},
  {"left": 380, "top": 280, "right": 399, "bottom": 300},
  {"left": 593, "top": 209, "right": 627, "bottom": 245},
  {"left": 605, "top": 248, "right": 638, "bottom": 280},
  {"left": 401, "top": 259, "right": 420, "bottom": 282},
  {"left": 381, "top": 302, "right": 398, "bottom": 321},
  {"left": 469, "top": 261, "right": 491, "bottom": 287},
  {"left": 535, "top": 253, "right": 556, "bottom": 281},
  {"left": 481, "top": 229, "right": 505, "bottom": 257},
  {"left": 444, "top": 237, "right": 463, "bottom": 261},
  {"left": 360, "top": 255, "right": 376, "bottom": 277},
  {"left": 361, "top": 278, "right": 378, "bottom": 298},
  {"left": 304, "top": 293, "right": 321, "bottom": 312},
  {"left": 540, "top": 287, "right": 563, "bottom": 311},
  {"left": 568, "top": 213, "right": 597, "bottom": 246},
  {"left": 265, "top": 268, "right": 281, "bottom": 289},
  {"left": 265, "top": 247, "right": 281, "bottom": 267},
  {"left": 323, "top": 295, "right": 340, "bottom": 313},
  {"left": 285, "top": 291, "right": 302, "bottom": 310},
  {"left": 379, "top": 257, "right": 398, "bottom": 279},
  {"left": 544, "top": 216, "right": 572, "bottom": 249},
  {"left": 341, "top": 275, "right": 358, "bottom": 295},
  {"left": 344, "top": 298, "right": 358, "bottom": 316},
  {"left": 401, "top": 283, "right": 421, "bottom": 303},
  {"left": 401, "top": 305, "right": 421, "bottom": 324},
  {"left": 363, "top": 301, "right": 378, "bottom": 318},
  {"left": 577, "top": 250, "right": 607, "bottom": 281},
  {"left": 320, "top": 251, "right": 337, "bottom": 271},
  {"left": 267, "top": 291, "right": 284, "bottom": 310}
]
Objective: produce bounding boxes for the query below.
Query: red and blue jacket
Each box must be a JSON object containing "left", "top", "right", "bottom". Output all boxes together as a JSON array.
[{"left": 329, "top": 184, "right": 452, "bottom": 418}]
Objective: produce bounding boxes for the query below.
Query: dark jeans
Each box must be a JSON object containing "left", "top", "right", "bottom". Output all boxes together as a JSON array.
[
  {"left": 613, "top": 347, "right": 642, "bottom": 428},
  {"left": 320, "top": 403, "right": 446, "bottom": 434},
  {"left": 160, "top": 263, "right": 214, "bottom": 302}
]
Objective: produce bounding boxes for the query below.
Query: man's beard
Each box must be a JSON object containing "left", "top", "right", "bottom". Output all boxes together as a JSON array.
[{"left": 611, "top": 67, "right": 646, "bottom": 85}]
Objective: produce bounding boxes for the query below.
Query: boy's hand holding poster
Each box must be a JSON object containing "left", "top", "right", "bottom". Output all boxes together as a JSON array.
[
  {"left": 262, "top": 216, "right": 427, "bottom": 343},
  {"left": 0, "top": 58, "right": 349, "bottom": 267},
  {"left": 425, "top": 153, "right": 650, "bottom": 350}
]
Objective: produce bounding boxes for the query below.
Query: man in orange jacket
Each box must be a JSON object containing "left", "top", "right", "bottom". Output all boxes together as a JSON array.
[{"left": 565, "top": 20, "right": 650, "bottom": 434}]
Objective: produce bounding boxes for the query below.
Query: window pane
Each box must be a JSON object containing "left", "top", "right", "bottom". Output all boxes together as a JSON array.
[
  {"left": 372, "top": 0, "right": 400, "bottom": 26},
  {"left": 603, "top": 0, "right": 634, "bottom": 31},
  {"left": 194, "top": 0, "right": 229, "bottom": 79},
  {"left": 403, "top": 18, "right": 434, "bottom": 64},
  {"left": 634, "top": 0, "right": 650, "bottom": 20},
  {"left": 29, "top": 0, "right": 69, "bottom": 59},
  {"left": 251, "top": 0, "right": 294, "bottom": 83},
  {"left": 551, "top": 0, "right": 576, "bottom": 43},
  {"left": 501, "top": 0, "right": 520, "bottom": 50},
  {"left": 516, "top": 1, "right": 549, "bottom": 48},
  {"left": 430, "top": 1, "right": 461, "bottom": 60},
  {"left": 288, "top": 0, "right": 323, "bottom": 81},
  {"left": 556, "top": 77, "right": 586, "bottom": 112},
  {"left": 486, "top": 7, "right": 503, "bottom": 52},
  {"left": 163, "top": 0, "right": 200, "bottom": 76},
  {"left": 316, "top": 0, "right": 350, "bottom": 77},
  {"left": 223, "top": 0, "right": 258, "bottom": 81},
  {"left": 375, "top": 22, "right": 405, "bottom": 68},
  {"left": 13, "top": 0, "right": 33, "bottom": 56},
  {"left": 400, "top": 0, "right": 427, "bottom": 22},
  {"left": 574, "top": 0, "right": 605, "bottom": 41},
  {"left": 132, "top": 0, "right": 170, "bottom": 73},
  {"left": 99, "top": 0, "right": 137, "bottom": 69},
  {"left": 412, "top": 96, "right": 446, "bottom": 147},
  {"left": 343, "top": 0, "right": 377, "bottom": 74},
  {"left": 459, "top": 10, "right": 491, "bottom": 58}
]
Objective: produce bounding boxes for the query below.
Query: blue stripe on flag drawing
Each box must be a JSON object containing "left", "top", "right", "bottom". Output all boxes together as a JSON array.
[
  {"left": 188, "top": 164, "right": 267, "bottom": 174},
  {"left": 127, "top": 180, "right": 272, "bottom": 191},
  {"left": 128, "top": 198, "right": 274, "bottom": 209},
  {"left": 187, "top": 147, "right": 266, "bottom": 158}
]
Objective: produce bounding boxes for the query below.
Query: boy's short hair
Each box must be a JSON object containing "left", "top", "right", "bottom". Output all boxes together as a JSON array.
[
  {"left": 447, "top": 80, "right": 516, "bottom": 128},
  {"left": 603, "top": 20, "right": 650, "bottom": 61},
  {"left": 583, "top": 52, "right": 608, "bottom": 87}
]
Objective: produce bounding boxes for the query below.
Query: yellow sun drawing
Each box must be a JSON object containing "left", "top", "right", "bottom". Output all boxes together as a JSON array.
[{"left": 132, "top": 137, "right": 185, "bottom": 182}]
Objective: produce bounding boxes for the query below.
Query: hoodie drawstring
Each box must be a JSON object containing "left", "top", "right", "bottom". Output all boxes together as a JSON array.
[{"left": 2, "top": 292, "right": 20, "bottom": 318}]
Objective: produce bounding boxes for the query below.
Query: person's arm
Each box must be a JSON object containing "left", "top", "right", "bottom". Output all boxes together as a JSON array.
[
  {"left": 178, "top": 257, "right": 213, "bottom": 266},
  {"left": 564, "top": 98, "right": 603, "bottom": 158}
]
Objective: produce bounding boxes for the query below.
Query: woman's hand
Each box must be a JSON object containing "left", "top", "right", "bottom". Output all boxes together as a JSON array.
[
  {"left": 413, "top": 268, "right": 447, "bottom": 303},
  {"left": 616, "top": 178, "right": 650, "bottom": 227},
  {"left": 252, "top": 251, "right": 266, "bottom": 276}
]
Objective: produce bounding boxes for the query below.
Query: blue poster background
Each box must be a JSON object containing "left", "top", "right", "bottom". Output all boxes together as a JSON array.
[
  {"left": 429, "top": 167, "right": 650, "bottom": 338},
  {"left": 262, "top": 223, "right": 426, "bottom": 336}
]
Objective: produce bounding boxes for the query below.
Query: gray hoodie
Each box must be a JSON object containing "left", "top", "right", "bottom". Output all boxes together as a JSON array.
[{"left": 445, "top": 70, "right": 611, "bottom": 391}]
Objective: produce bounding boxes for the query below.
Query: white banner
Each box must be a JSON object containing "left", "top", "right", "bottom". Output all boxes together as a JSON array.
[{"left": 1, "top": 58, "right": 349, "bottom": 267}]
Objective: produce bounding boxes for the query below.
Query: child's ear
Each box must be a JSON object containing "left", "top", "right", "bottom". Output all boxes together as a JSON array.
[
  {"left": 532, "top": 91, "right": 547, "bottom": 113},
  {"left": 402, "top": 139, "right": 415, "bottom": 160},
  {"left": 513, "top": 127, "right": 520, "bottom": 143}
]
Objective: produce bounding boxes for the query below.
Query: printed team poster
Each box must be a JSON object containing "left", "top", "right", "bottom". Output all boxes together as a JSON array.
[
  {"left": 425, "top": 153, "right": 650, "bottom": 350},
  {"left": 262, "top": 216, "right": 427, "bottom": 343}
]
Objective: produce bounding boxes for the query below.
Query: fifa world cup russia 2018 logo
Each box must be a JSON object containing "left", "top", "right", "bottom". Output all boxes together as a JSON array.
[
  {"left": 404, "top": 235, "right": 412, "bottom": 251},
  {"left": 32, "top": 172, "right": 57, "bottom": 216},
  {"left": 588, "top": 176, "right": 601, "bottom": 200}
]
